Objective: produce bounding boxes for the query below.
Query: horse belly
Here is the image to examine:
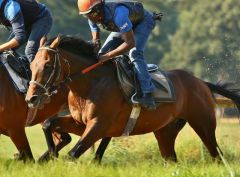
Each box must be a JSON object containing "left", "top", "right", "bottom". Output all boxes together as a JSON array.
[{"left": 106, "top": 108, "right": 176, "bottom": 137}]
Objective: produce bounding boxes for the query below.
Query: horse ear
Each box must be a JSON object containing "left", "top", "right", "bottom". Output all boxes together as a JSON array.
[
  {"left": 50, "top": 35, "right": 62, "bottom": 49},
  {"left": 40, "top": 36, "right": 47, "bottom": 47}
]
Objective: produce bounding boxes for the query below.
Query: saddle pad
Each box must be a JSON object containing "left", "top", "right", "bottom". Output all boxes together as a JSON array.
[
  {"left": 115, "top": 57, "right": 176, "bottom": 103},
  {"left": 149, "top": 67, "right": 176, "bottom": 102},
  {"left": 0, "top": 52, "right": 30, "bottom": 93}
]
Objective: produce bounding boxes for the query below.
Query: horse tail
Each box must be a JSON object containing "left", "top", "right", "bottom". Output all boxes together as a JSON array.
[{"left": 204, "top": 81, "right": 240, "bottom": 113}]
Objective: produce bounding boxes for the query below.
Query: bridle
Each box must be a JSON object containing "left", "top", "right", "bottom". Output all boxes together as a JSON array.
[
  {"left": 29, "top": 45, "right": 104, "bottom": 98},
  {"left": 29, "top": 46, "right": 71, "bottom": 97}
]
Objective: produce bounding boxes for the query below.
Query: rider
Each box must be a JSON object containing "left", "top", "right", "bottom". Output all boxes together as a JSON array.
[
  {"left": 0, "top": 0, "right": 53, "bottom": 62},
  {"left": 77, "top": 0, "right": 157, "bottom": 110}
]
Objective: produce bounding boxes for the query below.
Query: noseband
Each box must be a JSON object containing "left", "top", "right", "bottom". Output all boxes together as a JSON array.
[
  {"left": 30, "top": 47, "right": 70, "bottom": 97},
  {"left": 29, "top": 46, "right": 103, "bottom": 98}
]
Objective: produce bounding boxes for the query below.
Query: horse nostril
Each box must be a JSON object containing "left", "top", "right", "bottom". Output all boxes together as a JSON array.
[{"left": 26, "top": 95, "right": 39, "bottom": 104}]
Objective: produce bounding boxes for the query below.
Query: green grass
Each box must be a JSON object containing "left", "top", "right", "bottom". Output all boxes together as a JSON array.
[{"left": 0, "top": 119, "right": 240, "bottom": 177}]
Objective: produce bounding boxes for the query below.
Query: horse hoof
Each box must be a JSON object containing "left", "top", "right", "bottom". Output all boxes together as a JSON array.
[
  {"left": 38, "top": 151, "right": 59, "bottom": 163},
  {"left": 62, "top": 155, "right": 77, "bottom": 162},
  {"left": 38, "top": 153, "right": 50, "bottom": 163},
  {"left": 91, "top": 158, "right": 101, "bottom": 165},
  {"left": 14, "top": 153, "right": 22, "bottom": 160},
  {"left": 68, "top": 151, "right": 76, "bottom": 158},
  {"left": 14, "top": 153, "right": 34, "bottom": 162}
]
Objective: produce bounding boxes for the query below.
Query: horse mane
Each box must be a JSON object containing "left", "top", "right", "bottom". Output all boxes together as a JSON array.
[{"left": 46, "top": 35, "right": 97, "bottom": 61}]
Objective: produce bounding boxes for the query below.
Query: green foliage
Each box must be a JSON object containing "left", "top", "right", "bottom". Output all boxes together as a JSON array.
[
  {"left": 1, "top": 0, "right": 240, "bottom": 82},
  {"left": 162, "top": 0, "right": 240, "bottom": 81},
  {"left": 41, "top": 0, "right": 90, "bottom": 37}
]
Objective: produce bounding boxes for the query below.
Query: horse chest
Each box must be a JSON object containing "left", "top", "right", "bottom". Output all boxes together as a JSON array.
[{"left": 69, "top": 97, "right": 98, "bottom": 124}]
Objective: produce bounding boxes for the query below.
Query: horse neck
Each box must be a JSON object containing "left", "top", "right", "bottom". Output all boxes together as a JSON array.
[
  {"left": 59, "top": 49, "right": 115, "bottom": 97},
  {"left": 59, "top": 49, "right": 92, "bottom": 71}
]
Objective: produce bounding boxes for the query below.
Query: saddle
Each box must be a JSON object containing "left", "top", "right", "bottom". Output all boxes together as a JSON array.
[
  {"left": 0, "top": 51, "right": 31, "bottom": 93},
  {"left": 114, "top": 55, "right": 176, "bottom": 104}
]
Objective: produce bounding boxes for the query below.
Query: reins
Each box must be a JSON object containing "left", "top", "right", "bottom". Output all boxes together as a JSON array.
[{"left": 30, "top": 46, "right": 104, "bottom": 97}]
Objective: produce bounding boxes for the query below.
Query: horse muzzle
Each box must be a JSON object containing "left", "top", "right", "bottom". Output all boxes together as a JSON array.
[
  {"left": 25, "top": 95, "right": 42, "bottom": 108},
  {"left": 25, "top": 94, "right": 50, "bottom": 109}
]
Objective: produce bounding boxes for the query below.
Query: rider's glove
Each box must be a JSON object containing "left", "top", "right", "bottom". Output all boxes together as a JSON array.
[{"left": 92, "top": 39, "right": 101, "bottom": 54}]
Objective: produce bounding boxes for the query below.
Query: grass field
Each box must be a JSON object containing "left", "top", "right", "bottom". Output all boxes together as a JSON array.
[{"left": 0, "top": 119, "right": 239, "bottom": 177}]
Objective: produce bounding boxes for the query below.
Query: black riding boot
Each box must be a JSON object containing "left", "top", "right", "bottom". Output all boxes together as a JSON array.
[{"left": 135, "top": 93, "right": 156, "bottom": 110}]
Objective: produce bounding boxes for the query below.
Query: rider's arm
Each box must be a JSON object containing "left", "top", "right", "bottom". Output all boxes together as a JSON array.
[
  {"left": 88, "top": 19, "right": 101, "bottom": 52},
  {"left": 0, "top": 1, "right": 26, "bottom": 52},
  {"left": 106, "top": 30, "right": 135, "bottom": 59},
  {"left": 0, "top": 38, "right": 19, "bottom": 52},
  {"left": 99, "top": 6, "right": 135, "bottom": 61},
  {"left": 88, "top": 19, "right": 100, "bottom": 41}
]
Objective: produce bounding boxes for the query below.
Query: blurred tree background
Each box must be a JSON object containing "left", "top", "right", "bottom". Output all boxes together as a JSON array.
[{"left": 0, "top": 0, "right": 240, "bottom": 83}]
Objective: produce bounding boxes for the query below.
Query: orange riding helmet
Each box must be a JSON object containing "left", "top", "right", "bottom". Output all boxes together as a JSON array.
[{"left": 78, "top": 0, "right": 104, "bottom": 14}]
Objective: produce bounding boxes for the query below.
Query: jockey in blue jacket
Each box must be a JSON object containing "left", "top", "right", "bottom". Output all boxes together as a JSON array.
[
  {"left": 77, "top": 0, "right": 157, "bottom": 110},
  {"left": 0, "top": 0, "right": 52, "bottom": 62}
]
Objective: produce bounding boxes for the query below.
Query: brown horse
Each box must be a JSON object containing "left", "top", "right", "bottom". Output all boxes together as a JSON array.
[
  {"left": 0, "top": 59, "right": 65, "bottom": 160},
  {"left": 25, "top": 35, "right": 240, "bottom": 161},
  {"left": 0, "top": 50, "right": 114, "bottom": 161},
  {"left": 0, "top": 50, "right": 187, "bottom": 162}
]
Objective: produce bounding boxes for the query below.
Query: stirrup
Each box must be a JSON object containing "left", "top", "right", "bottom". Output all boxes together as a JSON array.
[{"left": 131, "top": 92, "right": 156, "bottom": 110}]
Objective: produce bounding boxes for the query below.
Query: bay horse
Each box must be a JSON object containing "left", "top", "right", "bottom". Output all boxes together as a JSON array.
[
  {"left": 0, "top": 60, "right": 66, "bottom": 160},
  {"left": 25, "top": 35, "right": 240, "bottom": 161},
  {"left": 0, "top": 49, "right": 187, "bottom": 162},
  {"left": 0, "top": 49, "right": 113, "bottom": 161}
]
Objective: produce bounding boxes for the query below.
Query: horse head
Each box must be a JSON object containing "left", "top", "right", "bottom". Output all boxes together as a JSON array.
[
  {"left": 25, "top": 35, "right": 70, "bottom": 108},
  {"left": 25, "top": 34, "right": 98, "bottom": 109}
]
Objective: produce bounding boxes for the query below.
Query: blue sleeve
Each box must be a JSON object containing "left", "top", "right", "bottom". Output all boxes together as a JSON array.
[
  {"left": 4, "top": 0, "right": 20, "bottom": 21},
  {"left": 5, "top": 1, "right": 26, "bottom": 44},
  {"left": 10, "top": 12, "right": 27, "bottom": 44},
  {"left": 114, "top": 6, "right": 133, "bottom": 33},
  {"left": 88, "top": 19, "right": 100, "bottom": 32}
]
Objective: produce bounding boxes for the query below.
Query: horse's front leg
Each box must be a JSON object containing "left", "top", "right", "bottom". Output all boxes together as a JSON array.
[
  {"left": 40, "top": 115, "right": 85, "bottom": 162},
  {"left": 39, "top": 131, "right": 71, "bottom": 162},
  {"left": 94, "top": 137, "right": 112, "bottom": 163},
  {"left": 68, "top": 118, "right": 105, "bottom": 159},
  {"left": 8, "top": 129, "right": 34, "bottom": 161}
]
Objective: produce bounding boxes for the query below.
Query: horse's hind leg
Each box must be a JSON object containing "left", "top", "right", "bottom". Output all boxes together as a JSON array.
[
  {"left": 187, "top": 109, "right": 220, "bottom": 159},
  {"left": 154, "top": 119, "right": 186, "bottom": 162},
  {"left": 9, "top": 129, "right": 34, "bottom": 161}
]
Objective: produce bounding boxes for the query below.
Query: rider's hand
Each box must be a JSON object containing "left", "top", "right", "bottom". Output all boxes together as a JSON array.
[
  {"left": 92, "top": 39, "right": 101, "bottom": 54},
  {"left": 98, "top": 53, "right": 111, "bottom": 64}
]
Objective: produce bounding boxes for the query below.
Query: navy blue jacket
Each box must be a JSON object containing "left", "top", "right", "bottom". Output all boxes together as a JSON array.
[{"left": 0, "top": 0, "right": 48, "bottom": 44}]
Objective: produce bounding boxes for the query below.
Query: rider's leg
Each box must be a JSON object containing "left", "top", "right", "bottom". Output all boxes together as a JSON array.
[
  {"left": 129, "top": 11, "right": 156, "bottom": 110},
  {"left": 25, "top": 10, "right": 53, "bottom": 62}
]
